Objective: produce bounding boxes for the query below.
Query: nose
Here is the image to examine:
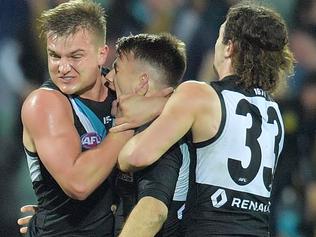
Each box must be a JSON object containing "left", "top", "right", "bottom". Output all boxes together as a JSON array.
[{"left": 58, "top": 58, "right": 72, "bottom": 74}]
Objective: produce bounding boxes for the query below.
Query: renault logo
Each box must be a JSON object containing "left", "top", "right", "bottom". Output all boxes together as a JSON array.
[{"left": 211, "top": 189, "right": 227, "bottom": 208}]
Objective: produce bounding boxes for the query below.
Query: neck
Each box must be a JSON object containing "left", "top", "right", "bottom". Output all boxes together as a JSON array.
[
  {"left": 218, "top": 72, "right": 235, "bottom": 80},
  {"left": 80, "top": 76, "right": 108, "bottom": 101},
  {"left": 217, "top": 63, "right": 235, "bottom": 80}
]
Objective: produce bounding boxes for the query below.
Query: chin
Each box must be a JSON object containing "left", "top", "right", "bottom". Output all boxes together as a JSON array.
[{"left": 58, "top": 85, "right": 78, "bottom": 95}]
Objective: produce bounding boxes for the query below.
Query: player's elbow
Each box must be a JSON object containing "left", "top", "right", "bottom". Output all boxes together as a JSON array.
[
  {"left": 63, "top": 182, "right": 91, "bottom": 201},
  {"left": 118, "top": 149, "right": 149, "bottom": 172}
]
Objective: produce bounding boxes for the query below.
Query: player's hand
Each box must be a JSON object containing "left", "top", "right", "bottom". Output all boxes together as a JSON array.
[
  {"left": 17, "top": 205, "right": 38, "bottom": 234},
  {"left": 110, "top": 87, "right": 173, "bottom": 132}
]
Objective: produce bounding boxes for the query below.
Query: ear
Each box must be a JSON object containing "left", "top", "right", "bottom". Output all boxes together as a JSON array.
[
  {"left": 224, "top": 39, "right": 234, "bottom": 58},
  {"left": 134, "top": 73, "right": 149, "bottom": 96},
  {"left": 98, "top": 45, "right": 109, "bottom": 66}
]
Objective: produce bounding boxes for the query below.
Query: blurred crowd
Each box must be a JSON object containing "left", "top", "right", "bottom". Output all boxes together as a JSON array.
[{"left": 0, "top": 0, "right": 316, "bottom": 236}]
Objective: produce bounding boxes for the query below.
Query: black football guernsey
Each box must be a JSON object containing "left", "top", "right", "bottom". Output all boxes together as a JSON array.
[
  {"left": 134, "top": 125, "right": 192, "bottom": 237},
  {"left": 25, "top": 80, "right": 116, "bottom": 237},
  {"left": 184, "top": 75, "right": 284, "bottom": 237}
]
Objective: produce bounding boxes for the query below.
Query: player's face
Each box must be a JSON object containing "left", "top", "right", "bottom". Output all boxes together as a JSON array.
[
  {"left": 213, "top": 21, "right": 226, "bottom": 77},
  {"left": 47, "top": 28, "right": 108, "bottom": 96},
  {"left": 110, "top": 53, "right": 143, "bottom": 97}
]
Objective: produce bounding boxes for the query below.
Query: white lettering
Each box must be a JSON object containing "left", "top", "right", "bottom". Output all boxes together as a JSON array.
[
  {"left": 264, "top": 204, "right": 270, "bottom": 212},
  {"left": 241, "top": 199, "right": 249, "bottom": 209},
  {"left": 103, "top": 116, "right": 112, "bottom": 124},
  {"left": 254, "top": 88, "right": 267, "bottom": 97},
  {"left": 249, "top": 201, "right": 258, "bottom": 211},
  {"left": 231, "top": 198, "right": 241, "bottom": 208},
  {"left": 82, "top": 136, "right": 100, "bottom": 145},
  {"left": 91, "top": 136, "right": 98, "bottom": 144},
  {"left": 82, "top": 137, "right": 90, "bottom": 145},
  {"left": 258, "top": 203, "right": 264, "bottom": 212},
  {"left": 238, "top": 177, "right": 247, "bottom": 183},
  {"left": 230, "top": 197, "right": 270, "bottom": 213}
]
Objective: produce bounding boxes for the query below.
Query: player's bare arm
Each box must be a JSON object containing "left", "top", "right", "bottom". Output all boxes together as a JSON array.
[
  {"left": 119, "top": 197, "right": 168, "bottom": 237},
  {"left": 22, "top": 88, "right": 133, "bottom": 200},
  {"left": 118, "top": 81, "right": 219, "bottom": 172}
]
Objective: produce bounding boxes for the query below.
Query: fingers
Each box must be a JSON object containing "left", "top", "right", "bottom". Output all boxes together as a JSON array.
[
  {"left": 18, "top": 215, "right": 32, "bottom": 234},
  {"left": 111, "top": 99, "right": 119, "bottom": 117},
  {"left": 20, "top": 226, "right": 28, "bottom": 234},
  {"left": 18, "top": 205, "right": 37, "bottom": 235},
  {"left": 151, "top": 87, "right": 174, "bottom": 97},
  {"left": 118, "top": 93, "right": 133, "bottom": 101},
  {"left": 20, "top": 205, "right": 38, "bottom": 214},
  {"left": 110, "top": 123, "right": 134, "bottom": 133},
  {"left": 17, "top": 215, "right": 33, "bottom": 226},
  {"left": 114, "top": 117, "right": 127, "bottom": 126}
]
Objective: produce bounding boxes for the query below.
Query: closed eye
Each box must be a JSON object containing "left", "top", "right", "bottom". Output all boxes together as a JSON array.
[{"left": 71, "top": 54, "right": 83, "bottom": 59}]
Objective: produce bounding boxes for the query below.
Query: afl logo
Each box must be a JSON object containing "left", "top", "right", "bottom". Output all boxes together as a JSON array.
[{"left": 81, "top": 132, "right": 102, "bottom": 149}]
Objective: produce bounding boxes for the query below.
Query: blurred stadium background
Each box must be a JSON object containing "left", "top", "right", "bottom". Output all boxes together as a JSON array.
[{"left": 1, "top": 0, "right": 316, "bottom": 236}]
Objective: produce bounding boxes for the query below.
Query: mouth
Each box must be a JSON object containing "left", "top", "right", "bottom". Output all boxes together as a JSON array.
[{"left": 59, "top": 76, "right": 75, "bottom": 83}]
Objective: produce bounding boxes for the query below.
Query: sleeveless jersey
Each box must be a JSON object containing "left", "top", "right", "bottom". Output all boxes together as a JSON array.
[
  {"left": 185, "top": 75, "right": 284, "bottom": 237},
  {"left": 25, "top": 80, "right": 116, "bottom": 237},
  {"left": 159, "top": 137, "right": 191, "bottom": 237},
  {"left": 113, "top": 124, "right": 191, "bottom": 237},
  {"left": 134, "top": 129, "right": 191, "bottom": 237}
]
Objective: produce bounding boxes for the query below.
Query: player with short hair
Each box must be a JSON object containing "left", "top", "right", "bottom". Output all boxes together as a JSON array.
[
  {"left": 115, "top": 2, "right": 295, "bottom": 236},
  {"left": 110, "top": 33, "right": 189, "bottom": 237},
  {"left": 21, "top": 1, "right": 133, "bottom": 236}
]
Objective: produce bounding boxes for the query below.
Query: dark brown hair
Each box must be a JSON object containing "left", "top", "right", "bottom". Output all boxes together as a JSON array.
[
  {"left": 116, "top": 33, "right": 187, "bottom": 87},
  {"left": 38, "top": 0, "right": 106, "bottom": 45},
  {"left": 223, "top": 2, "right": 295, "bottom": 92}
]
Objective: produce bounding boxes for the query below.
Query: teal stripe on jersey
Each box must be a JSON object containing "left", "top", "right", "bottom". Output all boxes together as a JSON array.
[{"left": 73, "top": 97, "right": 106, "bottom": 139}]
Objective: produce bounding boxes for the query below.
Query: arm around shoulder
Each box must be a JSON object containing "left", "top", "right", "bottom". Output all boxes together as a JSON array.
[
  {"left": 117, "top": 81, "right": 203, "bottom": 172},
  {"left": 22, "top": 88, "right": 134, "bottom": 200}
]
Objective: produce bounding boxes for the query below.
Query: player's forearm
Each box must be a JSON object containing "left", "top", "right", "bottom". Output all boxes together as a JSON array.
[
  {"left": 118, "top": 136, "right": 143, "bottom": 172},
  {"left": 144, "top": 96, "right": 169, "bottom": 120},
  {"left": 119, "top": 197, "right": 168, "bottom": 237},
  {"left": 64, "top": 130, "right": 134, "bottom": 200},
  {"left": 118, "top": 140, "right": 167, "bottom": 173},
  {"left": 118, "top": 124, "right": 180, "bottom": 172},
  {"left": 113, "top": 95, "right": 169, "bottom": 133}
]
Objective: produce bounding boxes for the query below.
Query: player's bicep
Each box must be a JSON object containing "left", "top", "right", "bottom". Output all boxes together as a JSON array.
[
  {"left": 22, "top": 90, "right": 81, "bottom": 180},
  {"left": 34, "top": 124, "right": 81, "bottom": 178}
]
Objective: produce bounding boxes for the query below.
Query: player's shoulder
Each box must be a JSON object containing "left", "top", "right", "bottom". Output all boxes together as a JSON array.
[
  {"left": 21, "top": 87, "right": 70, "bottom": 120},
  {"left": 175, "top": 80, "right": 217, "bottom": 100},
  {"left": 177, "top": 80, "right": 208, "bottom": 89}
]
